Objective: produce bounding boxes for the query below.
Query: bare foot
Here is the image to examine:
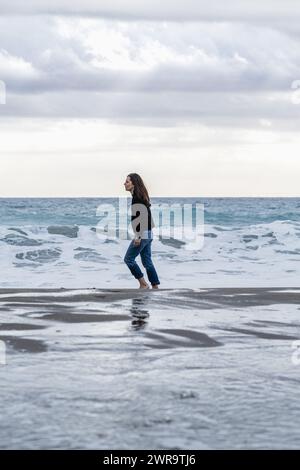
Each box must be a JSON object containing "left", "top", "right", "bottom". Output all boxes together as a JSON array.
[{"left": 138, "top": 277, "right": 149, "bottom": 289}]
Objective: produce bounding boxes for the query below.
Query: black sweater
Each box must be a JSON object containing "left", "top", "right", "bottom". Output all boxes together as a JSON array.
[{"left": 131, "top": 194, "right": 154, "bottom": 237}]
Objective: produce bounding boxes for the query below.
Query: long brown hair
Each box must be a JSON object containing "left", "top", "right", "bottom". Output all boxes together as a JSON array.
[{"left": 127, "top": 173, "right": 151, "bottom": 207}]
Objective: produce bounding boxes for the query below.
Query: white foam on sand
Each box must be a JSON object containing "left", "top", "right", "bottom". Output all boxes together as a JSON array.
[
  {"left": 0, "top": 289, "right": 94, "bottom": 299},
  {"left": 266, "top": 289, "right": 300, "bottom": 294}
]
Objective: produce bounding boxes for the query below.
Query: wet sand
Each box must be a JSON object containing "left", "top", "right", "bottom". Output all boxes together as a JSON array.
[{"left": 0, "top": 287, "right": 300, "bottom": 449}]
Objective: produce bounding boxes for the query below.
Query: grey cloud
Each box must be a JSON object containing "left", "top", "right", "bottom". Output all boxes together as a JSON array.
[
  {"left": 1, "top": 17, "right": 299, "bottom": 96},
  {"left": 0, "top": 13, "right": 300, "bottom": 127},
  {"left": 0, "top": 0, "right": 299, "bottom": 24},
  {"left": 2, "top": 90, "right": 300, "bottom": 131}
]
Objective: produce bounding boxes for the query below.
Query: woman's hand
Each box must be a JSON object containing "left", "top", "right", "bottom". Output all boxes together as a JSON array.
[{"left": 133, "top": 238, "right": 141, "bottom": 247}]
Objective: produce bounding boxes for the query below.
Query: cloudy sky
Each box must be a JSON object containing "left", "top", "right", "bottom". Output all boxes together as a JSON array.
[{"left": 0, "top": 0, "right": 300, "bottom": 196}]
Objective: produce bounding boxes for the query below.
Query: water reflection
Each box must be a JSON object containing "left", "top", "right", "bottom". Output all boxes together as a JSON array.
[{"left": 129, "top": 297, "right": 150, "bottom": 330}]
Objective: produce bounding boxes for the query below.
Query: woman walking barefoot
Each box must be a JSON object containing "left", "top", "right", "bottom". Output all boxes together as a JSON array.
[{"left": 123, "top": 173, "right": 160, "bottom": 289}]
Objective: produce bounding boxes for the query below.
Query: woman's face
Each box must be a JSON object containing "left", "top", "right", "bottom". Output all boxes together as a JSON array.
[{"left": 124, "top": 176, "right": 134, "bottom": 192}]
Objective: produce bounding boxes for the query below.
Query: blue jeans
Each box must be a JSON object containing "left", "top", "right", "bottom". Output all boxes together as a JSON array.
[{"left": 124, "top": 230, "right": 160, "bottom": 286}]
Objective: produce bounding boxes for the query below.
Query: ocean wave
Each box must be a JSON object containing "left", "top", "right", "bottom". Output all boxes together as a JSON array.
[{"left": 0, "top": 218, "right": 298, "bottom": 288}]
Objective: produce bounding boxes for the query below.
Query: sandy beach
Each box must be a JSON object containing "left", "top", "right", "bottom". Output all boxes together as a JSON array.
[{"left": 0, "top": 287, "right": 300, "bottom": 449}]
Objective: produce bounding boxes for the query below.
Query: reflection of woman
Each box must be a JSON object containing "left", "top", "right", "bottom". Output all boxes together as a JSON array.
[{"left": 123, "top": 173, "right": 160, "bottom": 289}]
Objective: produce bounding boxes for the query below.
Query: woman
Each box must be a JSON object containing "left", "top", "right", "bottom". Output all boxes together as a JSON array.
[{"left": 123, "top": 173, "right": 160, "bottom": 289}]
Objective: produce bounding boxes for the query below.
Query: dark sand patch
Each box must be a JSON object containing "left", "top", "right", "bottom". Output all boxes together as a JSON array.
[
  {"left": 176, "top": 288, "right": 300, "bottom": 308},
  {"left": 0, "top": 335, "right": 47, "bottom": 353},
  {"left": 246, "top": 320, "right": 299, "bottom": 328},
  {"left": 218, "top": 327, "right": 298, "bottom": 340},
  {"left": 159, "top": 328, "right": 222, "bottom": 346},
  {"left": 39, "top": 312, "right": 130, "bottom": 323},
  {"left": 0, "top": 323, "right": 47, "bottom": 331},
  {"left": 3, "top": 302, "right": 74, "bottom": 309},
  {"left": 145, "top": 329, "right": 222, "bottom": 349}
]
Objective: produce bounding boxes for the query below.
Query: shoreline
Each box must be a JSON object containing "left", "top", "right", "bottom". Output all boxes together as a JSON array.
[{"left": 0, "top": 286, "right": 299, "bottom": 305}]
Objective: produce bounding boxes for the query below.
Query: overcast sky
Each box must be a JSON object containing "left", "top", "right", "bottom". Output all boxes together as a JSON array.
[{"left": 0, "top": 0, "right": 300, "bottom": 196}]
